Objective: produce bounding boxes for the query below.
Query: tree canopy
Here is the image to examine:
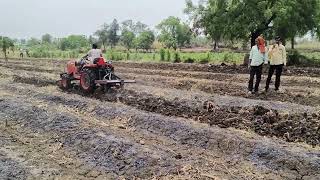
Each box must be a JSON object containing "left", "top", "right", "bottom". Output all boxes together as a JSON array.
[
  {"left": 95, "top": 19, "right": 120, "bottom": 49},
  {"left": 121, "top": 30, "right": 135, "bottom": 50},
  {"left": 95, "top": 23, "right": 109, "bottom": 49},
  {"left": 157, "top": 16, "right": 192, "bottom": 50},
  {"left": 108, "top": 19, "right": 120, "bottom": 48},
  {"left": 0, "top": 36, "right": 14, "bottom": 60},
  {"left": 135, "top": 30, "right": 155, "bottom": 51},
  {"left": 41, "top": 34, "right": 52, "bottom": 44},
  {"left": 59, "top": 35, "right": 89, "bottom": 50},
  {"left": 122, "top": 20, "right": 148, "bottom": 35},
  {"left": 185, "top": 0, "right": 320, "bottom": 47}
]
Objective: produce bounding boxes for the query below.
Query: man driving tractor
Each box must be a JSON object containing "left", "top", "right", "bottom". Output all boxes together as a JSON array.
[
  {"left": 59, "top": 42, "right": 135, "bottom": 93},
  {"left": 85, "top": 43, "right": 103, "bottom": 64}
]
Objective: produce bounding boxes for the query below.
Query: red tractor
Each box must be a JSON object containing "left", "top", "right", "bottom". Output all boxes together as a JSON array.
[{"left": 58, "top": 56, "right": 135, "bottom": 93}]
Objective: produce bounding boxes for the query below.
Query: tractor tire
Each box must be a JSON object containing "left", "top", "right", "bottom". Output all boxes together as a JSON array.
[
  {"left": 80, "top": 69, "right": 96, "bottom": 93},
  {"left": 60, "top": 74, "right": 72, "bottom": 90}
]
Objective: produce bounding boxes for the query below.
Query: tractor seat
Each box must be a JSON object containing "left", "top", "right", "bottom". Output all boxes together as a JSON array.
[{"left": 93, "top": 57, "right": 106, "bottom": 66}]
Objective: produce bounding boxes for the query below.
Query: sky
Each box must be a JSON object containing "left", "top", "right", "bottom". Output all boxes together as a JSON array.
[{"left": 0, "top": 0, "right": 198, "bottom": 39}]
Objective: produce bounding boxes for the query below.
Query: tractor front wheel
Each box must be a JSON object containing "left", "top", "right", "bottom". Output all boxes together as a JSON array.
[
  {"left": 60, "top": 74, "right": 72, "bottom": 90},
  {"left": 80, "top": 69, "right": 96, "bottom": 93}
]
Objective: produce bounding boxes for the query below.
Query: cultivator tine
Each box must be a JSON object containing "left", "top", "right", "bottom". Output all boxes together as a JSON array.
[{"left": 95, "top": 80, "right": 136, "bottom": 85}]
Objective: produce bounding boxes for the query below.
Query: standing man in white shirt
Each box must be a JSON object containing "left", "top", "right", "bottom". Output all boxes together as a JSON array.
[
  {"left": 87, "top": 44, "right": 103, "bottom": 63},
  {"left": 248, "top": 38, "right": 268, "bottom": 94}
]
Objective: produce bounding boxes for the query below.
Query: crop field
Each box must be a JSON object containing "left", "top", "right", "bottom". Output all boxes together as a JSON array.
[{"left": 0, "top": 58, "right": 320, "bottom": 179}]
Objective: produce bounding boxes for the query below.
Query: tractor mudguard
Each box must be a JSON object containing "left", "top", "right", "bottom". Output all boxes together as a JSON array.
[{"left": 67, "top": 60, "right": 78, "bottom": 75}]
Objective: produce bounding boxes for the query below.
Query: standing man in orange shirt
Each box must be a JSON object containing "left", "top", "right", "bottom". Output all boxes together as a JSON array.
[{"left": 257, "top": 34, "right": 266, "bottom": 54}]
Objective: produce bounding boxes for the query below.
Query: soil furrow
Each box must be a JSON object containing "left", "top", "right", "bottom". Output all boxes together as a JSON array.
[
  {"left": 3, "top": 80, "right": 320, "bottom": 146},
  {"left": 3, "top": 61, "right": 320, "bottom": 89},
  {"left": 116, "top": 67, "right": 320, "bottom": 88},
  {"left": 1, "top": 84, "right": 320, "bottom": 177},
  {"left": 3, "top": 58, "right": 320, "bottom": 77},
  {"left": 1, "top": 83, "right": 320, "bottom": 179},
  {"left": 1, "top": 63, "right": 320, "bottom": 107},
  {"left": 2, "top": 58, "right": 320, "bottom": 179},
  {"left": 0, "top": 88, "right": 269, "bottom": 179},
  {"left": 0, "top": 98, "right": 184, "bottom": 178},
  {"left": 119, "top": 72, "right": 320, "bottom": 107}
]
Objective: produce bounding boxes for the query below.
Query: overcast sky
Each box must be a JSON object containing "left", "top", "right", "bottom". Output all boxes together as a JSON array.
[{"left": 0, "top": 0, "right": 198, "bottom": 39}]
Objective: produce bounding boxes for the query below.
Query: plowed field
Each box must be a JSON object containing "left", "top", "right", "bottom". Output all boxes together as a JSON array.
[{"left": 0, "top": 58, "right": 320, "bottom": 179}]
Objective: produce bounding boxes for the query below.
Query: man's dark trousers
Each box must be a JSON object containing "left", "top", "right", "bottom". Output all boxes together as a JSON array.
[
  {"left": 248, "top": 64, "right": 263, "bottom": 92},
  {"left": 266, "top": 64, "right": 284, "bottom": 91}
]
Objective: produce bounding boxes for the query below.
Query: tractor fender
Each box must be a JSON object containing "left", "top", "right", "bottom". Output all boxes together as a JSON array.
[{"left": 66, "top": 60, "right": 78, "bottom": 75}]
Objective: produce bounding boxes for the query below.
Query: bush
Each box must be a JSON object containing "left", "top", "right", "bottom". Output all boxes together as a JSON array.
[
  {"left": 199, "top": 58, "right": 209, "bottom": 64},
  {"left": 287, "top": 50, "right": 320, "bottom": 67},
  {"left": 160, "top": 48, "right": 165, "bottom": 61},
  {"left": 166, "top": 49, "right": 171, "bottom": 61},
  {"left": 287, "top": 50, "right": 301, "bottom": 66},
  {"left": 173, "top": 51, "right": 181, "bottom": 63},
  {"left": 206, "top": 51, "right": 211, "bottom": 60},
  {"left": 223, "top": 53, "right": 234, "bottom": 64},
  {"left": 111, "top": 53, "right": 115, "bottom": 60},
  {"left": 152, "top": 53, "right": 156, "bottom": 60},
  {"left": 184, "top": 58, "right": 195, "bottom": 63},
  {"left": 134, "top": 53, "right": 138, "bottom": 60}
]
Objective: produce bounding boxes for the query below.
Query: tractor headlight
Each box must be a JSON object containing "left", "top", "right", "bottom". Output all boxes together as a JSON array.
[{"left": 108, "top": 60, "right": 112, "bottom": 64}]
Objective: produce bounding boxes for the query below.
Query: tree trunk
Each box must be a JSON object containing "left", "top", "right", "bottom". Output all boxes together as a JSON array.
[
  {"left": 102, "top": 42, "right": 106, "bottom": 53},
  {"left": 251, "top": 32, "right": 260, "bottom": 47},
  {"left": 213, "top": 40, "right": 219, "bottom": 51},
  {"left": 291, "top": 37, "right": 295, "bottom": 49},
  {"left": 243, "top": 53, "right": 250, "bottom": 66},
  {"left": 4, "top": 50, "right": 7, "bottom": 63}
]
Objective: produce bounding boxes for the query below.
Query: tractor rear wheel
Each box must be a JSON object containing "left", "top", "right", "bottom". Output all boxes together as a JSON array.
[
  {"left": 80, "top": 69, "right": 96, "bottom": 93},
  {"left": 60, "top": 74, "right": 71, "bottom": 90}
]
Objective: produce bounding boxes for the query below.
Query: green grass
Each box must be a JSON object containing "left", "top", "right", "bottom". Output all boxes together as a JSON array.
[
  {"left": 3, "top": 46, "right": 320, "bottom": 66},
  {"left": 300, "top": 52, "right": 320, "bottom": 60},
  {"left": 295, "top": 41, "right": 320, "bottom": 50},
  {"left": 104, "top": 50, "right": 245, "bottom": 64}
]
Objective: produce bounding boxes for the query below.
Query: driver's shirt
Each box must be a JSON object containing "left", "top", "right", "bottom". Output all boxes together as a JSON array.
[{"left": 87, "top": 49, "right": 102, "bottom": 63}]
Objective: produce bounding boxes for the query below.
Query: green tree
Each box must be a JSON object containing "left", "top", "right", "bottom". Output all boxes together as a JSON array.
[
  {"left": 95, "top": 23, "right": 109, "bottom": 50},
  {"left": 0, "top": 36, "right": 14, "bottom": 60},
  {"left": 27, "top": 37, "right": 41, "bottom": 47},
  {"left": 122, "top": 20, "right": 135, "bottom": 31},
  {"left": 177, "top": 23, "right": 192, "bottom": 48},
  {"left": 122, "top": 20, "right": 148, "bottom": 35},
  {"left": 185, "top": 0, "right": 226, "bottom": 50},
  {"left": 273, "top": 0, "right": 320, "bottom": 48},
  {"left": 59, "top": 35, "right": 89, "bottom": 50},
  {"left": 157, "top": 16, "right": 191, "bottom": 50},
  {"left": 133, "top": 21, "right": 148, "bottom": 34},
  {"left": 41, "top": 33, "right": 52, "bottom": 44},
  {"left": 107, "top": 19, "right": 120, "bottom": 48},
  {"left": 121, "top": 30, "right": 135, "bottom": 50},
  {"left": 88, "top": 35, "right": 97, "bottom": 45},
  {"left": 136, "top": 30, "right": 155, "bottom": 51},
  {"left": 186, "top": 0, "right": 320, "bottom": 47},
  {"left": 20, "top": 39, "right": 26, "bottom": 45}
]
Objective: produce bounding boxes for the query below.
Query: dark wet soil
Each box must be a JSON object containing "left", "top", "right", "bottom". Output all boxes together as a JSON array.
[
  {"left": 1, "top": 58, "right": 320, "bottom": 179},
  {"left": 1, "top": 85, "right": 320, "bottom": 179},
  {"left": 2, "top": 60, "right": 320, "bottom": 107},
  {"left": 111, "top": 89, "right": 320, "bottom": 146},
  {"left": 114, "top": 61, "right": 320, "bottom": 77}
]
